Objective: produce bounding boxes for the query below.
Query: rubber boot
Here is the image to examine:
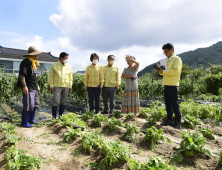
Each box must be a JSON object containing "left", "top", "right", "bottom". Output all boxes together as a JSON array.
[
  {"left": 59, "top": 105, "right": 66, "bottom": 118},
  {"left": 29, "top": 108, "right": 39, "bottom": 124},
  {"left": 52, "top": 106, "right": 58, "bottom": 120},
  {"left": 21, "top": 110, "right": 33, "bottom": 128}
]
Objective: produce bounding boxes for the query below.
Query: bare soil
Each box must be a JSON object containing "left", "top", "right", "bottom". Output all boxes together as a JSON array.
[{"left": 0, "top": 111, "right": 221, "bottom": 170}]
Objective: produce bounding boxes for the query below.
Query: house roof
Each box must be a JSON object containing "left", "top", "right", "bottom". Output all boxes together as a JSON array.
[{"left": 0, "top": 46, "right": 59, "bottom": 62}]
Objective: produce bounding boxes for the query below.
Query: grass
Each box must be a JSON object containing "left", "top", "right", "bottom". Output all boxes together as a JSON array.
[
  {"left": 37, "top": 131, "right": 51, "bottom": 138},
  {"left": 45, "top": 139, "right": 67, "bottom": 146},
  {"left": 72, "top": 147, "right": 84, "bottom": 159}
]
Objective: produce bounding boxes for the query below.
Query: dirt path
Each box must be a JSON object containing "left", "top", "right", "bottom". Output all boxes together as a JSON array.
[{"left": 15, "top": 122, "right": 89, "bottom": 170}]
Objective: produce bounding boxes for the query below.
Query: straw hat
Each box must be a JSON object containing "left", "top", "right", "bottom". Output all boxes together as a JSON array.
[{"left": 23, "top": 46, "right": 44, "bottom": 57}]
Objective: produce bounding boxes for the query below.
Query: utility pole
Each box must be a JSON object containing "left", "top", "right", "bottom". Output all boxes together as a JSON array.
[{"left": 218, "top": 53, "right": 219, "bottom": 65}]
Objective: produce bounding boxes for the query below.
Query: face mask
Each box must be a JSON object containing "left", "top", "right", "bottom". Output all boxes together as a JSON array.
[
  {"left": 109, "top": 60, "right": 114, "bottom": 65},
  {"left": 64, "top": 59, "right": 68, "bottom": 64},
  {"left": 92, "top": 60, "right": 98, "bottom": 64}
]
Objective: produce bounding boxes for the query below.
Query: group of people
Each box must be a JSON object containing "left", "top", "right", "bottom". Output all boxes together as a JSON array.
[
  {"left": 83, "top": 53, "right": 140, "bottom": 117},
  {"left": 16, "top": 43, "right": 182, "bottom": 129}
]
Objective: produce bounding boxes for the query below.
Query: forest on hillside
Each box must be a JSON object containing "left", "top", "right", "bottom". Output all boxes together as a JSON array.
[{"left": 138, "top": 41, "right": 222, "bottom": 77}]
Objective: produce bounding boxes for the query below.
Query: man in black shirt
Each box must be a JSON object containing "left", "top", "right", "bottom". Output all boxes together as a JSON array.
[{"left": 17, "top": 46, "right": 43, "bottom": 128}]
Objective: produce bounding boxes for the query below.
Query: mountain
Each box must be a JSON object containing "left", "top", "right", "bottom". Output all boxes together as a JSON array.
[{"left": 138, "top": 41, "right": 222, "bottom": 77}]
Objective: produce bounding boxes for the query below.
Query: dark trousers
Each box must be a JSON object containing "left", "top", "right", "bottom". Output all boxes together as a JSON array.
[
  {"left": 164, "top": 86, "right": 181, "bottom": 123},
  {"left": 102, "top": 87, "right": 116, "bottom": 112},
  {"left": 87, "top": 87, "right": 101, "bottom": 113}
]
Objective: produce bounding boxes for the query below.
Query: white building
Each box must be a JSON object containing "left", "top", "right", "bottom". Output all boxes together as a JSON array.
[{"left": 0, "top": 45, "right": 58, "bottom": 74}]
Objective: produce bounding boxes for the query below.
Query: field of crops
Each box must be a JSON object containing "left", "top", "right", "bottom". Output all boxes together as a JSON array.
[
  {"left": 0, "top": 99, "right": 222, "bottom": 170},
  {"left": 1, "top": 64, "right": 222, "bottom": 169},
  {"left": 1, "top": 64, "right": 222, "bottom": 109}
]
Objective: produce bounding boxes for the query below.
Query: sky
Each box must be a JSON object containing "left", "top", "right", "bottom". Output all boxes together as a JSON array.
[{"left": 1, "top": 0, "right": 222, "bottom": 73}]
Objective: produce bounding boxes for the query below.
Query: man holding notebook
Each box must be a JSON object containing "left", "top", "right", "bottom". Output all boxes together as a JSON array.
[{"left": 155, "top": 43, "right": 182, "bottom": 129}]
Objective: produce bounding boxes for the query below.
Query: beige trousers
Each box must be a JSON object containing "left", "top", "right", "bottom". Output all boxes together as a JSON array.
[{"left": 52, "top": 87, "right": 69, "bottom": 106}]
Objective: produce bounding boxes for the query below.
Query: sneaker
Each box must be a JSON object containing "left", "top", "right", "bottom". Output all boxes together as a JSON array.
[
  {"left": 109, "top": 111, "right": 113, "bottom": 117},
  {"left": 172, "top": 122, "right": 181, "bottom": 129},
  {"left": 101, "top": 111, "right": 109, "bottom": 114},
  {"left": 160, "top": 119, "right": 174, "bottom": 126}
]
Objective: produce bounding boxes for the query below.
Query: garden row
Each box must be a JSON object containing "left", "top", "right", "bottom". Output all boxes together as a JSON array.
[
  {"left": 0, "top": 122, "right": 43, "bottom": 169},
  {"left": 43, "top": 99, "right": 222, "bottom": 169},
  {"left": 1, "top": 98, "right": 222, "bottom": 169}
]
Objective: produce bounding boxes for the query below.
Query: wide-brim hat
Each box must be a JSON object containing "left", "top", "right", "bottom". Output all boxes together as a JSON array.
[{"left": 23, "top": 46, "right": 44, "bottom": 57}]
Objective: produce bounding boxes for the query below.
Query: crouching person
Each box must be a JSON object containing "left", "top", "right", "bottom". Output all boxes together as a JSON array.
[
  {"left": 48, "top": 52, "right": 72, "bottom": 119},
  {"left": 16, "top": 46, "right": 43, "bottom": 127}
]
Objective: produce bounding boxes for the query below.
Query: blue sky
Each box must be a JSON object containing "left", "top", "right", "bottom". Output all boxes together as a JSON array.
[
  {"left": 1, "top": 0, "right": 222, "bottom": 73},
  {"left": 0, "top": 0, "right": 61, "bottom": 39}
]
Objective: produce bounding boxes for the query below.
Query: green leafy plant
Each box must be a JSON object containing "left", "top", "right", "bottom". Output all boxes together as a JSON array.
[
  {"left": 0, "top": 72, "right": 22, "bottom": 108},
  {"left": 71, "top": 118, "right": 87, "bottom": 128},
  {"left": 128, "top": 159, "right": 147, "bottom": 170},
  {"left": 51, "top": 113, "right": 77, "bottom": 126},
  {"left": 124, "top": 122, "right": 140, "bottom": 142},
  {"left": 150, "top": 100, "right": 163, "bottom": 109},
  {"left": 4, "top": 144, "right": 42, "bottom": 170},
  {"left": 81, "top": 111, "right": 95, "bottom": 121},
  {"left": 129, "top": 157, "right": 173, "bottom": 170},
  {"left": 180, "top": 99, "right": 200, "bottom": 117},
  {"left": 58, "top": 113, "right": 78, "bottom": 126},
  {"left": 112, "top": 111, "right": 123, "bottom": 118},
  {"left": 82, "top": 129, "right": 104, "bottom": 152},
  {"left": 199, "top": 105, "right": 217, "bottom": 119},
  {"left": 4, "top": 133, "right": 18, "bottom": 145},
  {"left": 69, "top": 73, "right": 88, "bottom": 105},
  {"left": 5, "top": 153, "right": 42, "bottom": 170},
  {"left": 91, "top": 113, "right": 108, "bottom": 127},
  {"left": 146, "top": 107, "right": 166, "bottom": 124},
  {"left": 150, "top": 107, "right": 165, "bottom": 120},
  {"left": 171, "top": 151, "right": 183, "bottom": 164},
  {"left": 126, "top": 113, "right": 136, "bottom": 120},
  {"left": 146, "top": 157, "right": 172, "bottom": 170},
  {"left": 197, "top": 127, "right": 215, "bottom": 139},
  {"left": 0, "top": 122, "right": 17, "bottom": 135},
  {"left": 4, "top": 145, "right": 26, "bottom": 161},
  {"left": 219, "top": 150, "right": 222, "bottom": 165},
  {"left": 51, "top": 117, "right": 59, "bottom": 125},
  {"left": 179, "top": 131, "right": 213, "bottom": 157},
  {"left": 107, "top": 117, "right": 122, "bottom": 131},
  {"left": 138, "top": 108, "right": 151, "bottom": 118},
  {"left": 63, "top": 126, "right": 82, "bottom": 142},
  {"left": 146, "top": 117, "right": 158, "bottom": 124},
  {"left": 183, "top": 114, "right": 202, "bottom": 129},
  {"left": 99, "top": 140, "right": 130, "bottom": 168},
  {"left": 53, "top": 113, "right": 86, "bottom": 128},
  {"left": 85, "top": 161, "right": 98, "bottom": 169},
  {"left": 144, "top": 126, "right": 171, "bottom": 151}
]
